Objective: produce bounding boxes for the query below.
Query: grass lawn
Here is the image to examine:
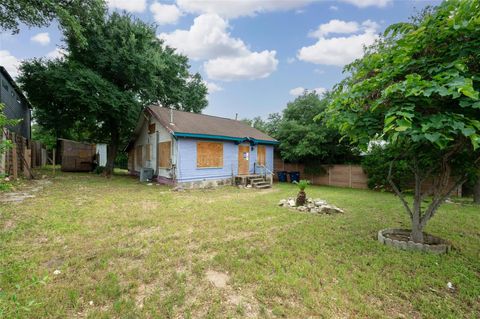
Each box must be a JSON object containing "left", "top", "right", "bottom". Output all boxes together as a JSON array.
[{"left": 1, "top": 170, "right": 479, "bottom": 318}]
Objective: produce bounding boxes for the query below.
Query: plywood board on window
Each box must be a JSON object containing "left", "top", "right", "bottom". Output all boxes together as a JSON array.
[
  {"left": 145, "top": 144, "right": 152, "bottom": 161},
  {"left": 158, "top": 141, "right": 171, "bottom": 168},
  {"left": 136, "top": 145, "right": 142, "bottom": 167},
  {"left": 197, "top": 142, "right": 223, "bottom": 168}
]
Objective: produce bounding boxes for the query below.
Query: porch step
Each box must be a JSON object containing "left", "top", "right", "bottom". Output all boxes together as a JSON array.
[{"left": 254, "top": 183, "right": 271, "bottom": 189}]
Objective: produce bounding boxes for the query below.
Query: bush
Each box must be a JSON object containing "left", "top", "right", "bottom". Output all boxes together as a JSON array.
[
  {"left": 93, "top": 166, "right": 106, "bottom": 175},
  {"left": 361, "top": 144, "right": 411, "bottom": 191},
  {"left": 294, "top": 179, "right": 310, "bottom": 191}
]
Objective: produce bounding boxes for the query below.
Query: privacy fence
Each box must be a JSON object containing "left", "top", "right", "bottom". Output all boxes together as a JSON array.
[
  {"left": 274, "top": 157, "right": 368, "bottom": 189},
  {"left": 1, "top": 129, "right": 48, "bottom": 179},
  {"left": 274, "top": 155, "right": 462, "bottom": 196}
]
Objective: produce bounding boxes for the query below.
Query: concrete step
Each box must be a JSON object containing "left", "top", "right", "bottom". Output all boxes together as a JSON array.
[
  {"left": 251, "top": 178, "right": 265, "bottom": 184},
  {"left": 254, "top": 183, "right": 271, "bottom": 189}
]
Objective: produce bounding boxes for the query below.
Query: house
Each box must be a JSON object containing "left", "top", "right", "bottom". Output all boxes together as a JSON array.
[
  {"left": 0, "top": 66, "right": 31, "bottom": 139},
  {"left": 125, "top": 105, "right": 279, "bottom": 188}
]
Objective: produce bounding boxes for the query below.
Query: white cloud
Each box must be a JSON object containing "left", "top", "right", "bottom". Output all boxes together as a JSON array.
[
  {"left": 107, "top": 0, "right": 146, "bottom": 12},
  {"left": 298, "top": 19, "right": 380, "bottom": 66},
  {"left": 46, "top": 48, "right": 66, "bottom": 60},
  {"left": 161, "top": 14, "right": 278, "bottom": 81},
  {"left": 330, "top": 5, "right": 339, "bottom": 11},
  {"left": 340, "top": 0, "right": 392, "bottom": 8},
  {"left": 30, "top": 32, "right": 50, "bottom": 46},
  {"left": 309, "top": 20, "right": 359, "bottom": 38},
  {"left": 204, "top": 50, "right": 278, "bottom": 81},
  {"left": 150, "top": 2, "right": 183, "bottom": 25},
  {"left": 204, "top": 81, "right": 223, "bottom": 93},
  {"left": 176, "top": 0, "right": 313, "bottom": 19},
  {"left": 290, "top": 86, "right": 326, "bottom": 96},
  {"left": 0, "top": 50, "right": 21, "bottom": 78},
  {"left": 159, "top": 14, "right": 248, "bottom": 60},
  {"left": 287, "top": 57, "right": 295, "bottom": 64}
]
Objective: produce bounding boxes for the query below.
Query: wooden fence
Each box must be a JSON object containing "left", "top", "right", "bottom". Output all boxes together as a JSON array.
[
  {"left": 274, "top": 156, "right": 462, "bottom": 196},
  {"left": 0, "top": 129, "right": 48, "bottom": 179},
  {"left": 274, "top": 157, "right": 368, "bottom": 189}
]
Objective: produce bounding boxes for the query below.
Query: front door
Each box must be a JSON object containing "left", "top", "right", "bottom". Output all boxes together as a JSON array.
[{"left": 238, "top": 145, "right": 250, "bottom": 175}]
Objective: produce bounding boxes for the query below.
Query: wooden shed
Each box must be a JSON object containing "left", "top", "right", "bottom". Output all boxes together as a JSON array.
[{"left": 59, "top": 139, "right": 96, "bottom": 172}]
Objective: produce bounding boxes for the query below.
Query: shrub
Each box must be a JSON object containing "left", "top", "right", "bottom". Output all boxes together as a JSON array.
[{"left": 295, "top": 179, "right": 310, "bottom": 191}]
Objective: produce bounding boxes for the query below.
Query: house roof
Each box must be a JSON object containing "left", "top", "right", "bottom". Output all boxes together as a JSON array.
[
  {"left": 146, "top": 105, "right": 278, "bottom": 144},
  {"left": 0, "top": 66, "right": 32, "bottom": 109}
]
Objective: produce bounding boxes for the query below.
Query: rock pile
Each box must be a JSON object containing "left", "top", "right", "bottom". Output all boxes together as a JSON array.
[{"left": 278, "top": 197, "right": 344, "bottom": 214}]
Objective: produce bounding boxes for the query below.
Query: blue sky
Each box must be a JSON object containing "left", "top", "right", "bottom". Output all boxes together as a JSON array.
[{"left": 0, "top": 0, "right": 439, "bottom": 119}]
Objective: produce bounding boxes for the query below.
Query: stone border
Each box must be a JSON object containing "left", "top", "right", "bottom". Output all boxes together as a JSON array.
[{"left": 378, "top": 228, "right": 451, "bottom": 254}]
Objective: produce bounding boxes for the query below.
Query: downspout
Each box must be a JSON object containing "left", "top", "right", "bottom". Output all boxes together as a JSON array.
[
  {"left": 172, "top": 135, "right": 178, "bottom": 185},
  {"left": 155, "top": 130, "right": 159, "bottom": 176}
]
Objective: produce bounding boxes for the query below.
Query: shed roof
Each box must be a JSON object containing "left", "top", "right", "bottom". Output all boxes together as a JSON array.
[{"left": 146, "top": 105, "right": 278, "bottom": 144}]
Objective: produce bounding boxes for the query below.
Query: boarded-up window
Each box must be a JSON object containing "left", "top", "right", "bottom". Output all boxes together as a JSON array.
[
  {"left": 145, "top": 144, "right": 152, "bottom": 161},
  {"left": 197, "top": 142, "right": 223, "bottom": 168},
  {"left": 148, "top": 123, "right": 156, "bottom": 134},
  {"left": 257, "top": 145, "right": 266, "bottom": 166},
  {"left": 158, "top": 141, "right": 171, "bottom": 168},
  {"left": 136, "top": 145, "right": 142, "bottom": 167}
]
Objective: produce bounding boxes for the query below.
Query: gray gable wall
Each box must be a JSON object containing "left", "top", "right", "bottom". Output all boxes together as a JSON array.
[{"left": 0, "top": 71, "right": 31, "bottom": 139}]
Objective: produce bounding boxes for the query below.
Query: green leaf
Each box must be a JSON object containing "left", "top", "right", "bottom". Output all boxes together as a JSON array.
[
  {"left": 425, "top": 133, "right": 441, "bottom": 143},
  {"left": 384, "top": 115, "right": 397, "bottom": 125},
  {"left": 461, "top": 127, "right": 475, "bottom": 137}
]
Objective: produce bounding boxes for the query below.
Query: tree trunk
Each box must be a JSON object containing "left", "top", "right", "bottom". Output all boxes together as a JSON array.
[
  {"left": 104, "top": 128, "right": 119, "bottom": 177},
  {"left": 296, "top": 190, "right": 306, "bottom": 206},
  {"left": 474, "top": 176, "right": 480, "bottom": 204},
  {"left": 410, "top": 218, "right": 424, "bottom": 243}
]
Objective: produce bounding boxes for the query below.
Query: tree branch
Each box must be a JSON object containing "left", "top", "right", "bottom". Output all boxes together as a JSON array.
[{"left": 388, "top": 160, "right": 413, "bottom": 219}]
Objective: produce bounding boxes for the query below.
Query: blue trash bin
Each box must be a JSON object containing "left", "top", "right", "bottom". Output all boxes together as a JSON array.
[
  {"left": 277, "top": 171, "right": 288, "bottom": 182},
  {"left": 289, "top": 171, "right": 300, "bottom": 183}
]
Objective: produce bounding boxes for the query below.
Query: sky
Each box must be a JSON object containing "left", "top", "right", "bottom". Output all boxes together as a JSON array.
[{"left": 0, "top": 0, "right": 440, "bottom": 120}]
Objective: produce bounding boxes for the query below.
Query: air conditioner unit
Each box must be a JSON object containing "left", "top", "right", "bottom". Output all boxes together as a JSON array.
[{"left": 140, "top": 167, "right": 154, "bottom": 182}]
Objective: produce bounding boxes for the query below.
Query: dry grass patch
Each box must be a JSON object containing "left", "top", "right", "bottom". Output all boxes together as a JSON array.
[{"left": 0, "top": 169, "right": 479, "bottom": 318}]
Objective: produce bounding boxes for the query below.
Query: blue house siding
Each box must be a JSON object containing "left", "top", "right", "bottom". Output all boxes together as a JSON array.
[
  {"left": 176, "top": 138, "right": 238, "bottom": 182},
  {"left": 176, "top": 137, "right": 274, "bottom": 183}
]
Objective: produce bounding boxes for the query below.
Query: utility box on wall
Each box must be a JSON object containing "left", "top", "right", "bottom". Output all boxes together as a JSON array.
[{"left": 140, "top": 167, "right": 154, "bottom": 182}]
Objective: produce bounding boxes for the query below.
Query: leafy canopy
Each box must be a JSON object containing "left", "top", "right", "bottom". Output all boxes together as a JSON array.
[
  {"left": 0, "top": 0, "right": 105, "bottom": 44},
  {"left": 19, "top": 12, "right": 208, "bottom": 173},
  {"left": 277, "top": 92, "right": 358, "bottom": 163},
  {"left": 327, "top": 0, "right": 480, "bottom": 241},
  {"left": 328, "top": 0, "right": 480, "bottom": 153}
]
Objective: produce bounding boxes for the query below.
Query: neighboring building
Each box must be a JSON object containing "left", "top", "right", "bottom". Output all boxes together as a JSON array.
[
  {"left": 125, "top": 105, "right": 278, "bottom": 188},
  {"left": 0, "top": 66, "right": 32, "bottom": 139}
]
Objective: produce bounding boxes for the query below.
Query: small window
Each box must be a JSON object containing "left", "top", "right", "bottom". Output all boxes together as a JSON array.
[
  {"left": 136, "top": 145, "right": 143, "bottom": 167},
  {"left": 257, "top": 145, "right": 266, "bottom": 166},
  {"left": 158, "top": 141, "right": 171, "bottom": 168},
  {"left": 1, "top": 80, "right": 8, "bottom": 91},
  {"left": 148, "top": 123, "right": 156, "bottom": 134},
  {"left": 197, "top": 142, "right": 223, "bottom": 168}
]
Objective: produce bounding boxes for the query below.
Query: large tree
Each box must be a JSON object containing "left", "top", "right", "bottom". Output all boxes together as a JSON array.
[
  {"left": 19, "top": 12, "right": 207, "bottom": 175},
  {"left": 277, "top": 92, "right": 358, "bottom": 163},
  {"left": 327, "top": 0, "right": 480, "bottom": 242},
  {"left": 0, "top": 0, "right": 104, "bottom": 44}
]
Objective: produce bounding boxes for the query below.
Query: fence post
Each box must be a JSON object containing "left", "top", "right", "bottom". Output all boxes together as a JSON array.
[
  {"left": 328, "top": 166, "right": 331, "bottom": 186},
  {"left": 12, "top": 143, "right": 18, "bottom": 179},
  {"left": 53, "top": 148, "right": 56, "bottom": 176},
  {"left": 349, "top": 164, "right": 352, "bottom": 188},
  {"left": 0, "top": 131, "right": 5, "bottom": 175}
]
